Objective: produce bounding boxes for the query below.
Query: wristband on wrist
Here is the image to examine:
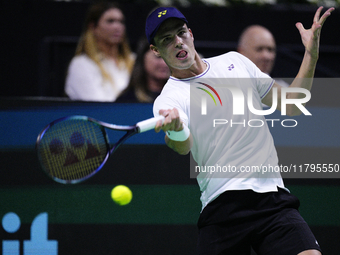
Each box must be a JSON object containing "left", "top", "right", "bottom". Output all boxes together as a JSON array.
[{"left": 166, "top": 125, "right": 190, "bottom": 142}]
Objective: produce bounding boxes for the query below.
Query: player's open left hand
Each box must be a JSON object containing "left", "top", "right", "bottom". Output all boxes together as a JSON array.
[{"left": 295, "top": 6, "right": 335, "bottom": 59}]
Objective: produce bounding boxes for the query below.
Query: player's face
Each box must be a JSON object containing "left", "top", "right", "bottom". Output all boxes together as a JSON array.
[
  {"left": 93, "top": 8, "right": 126, "bottom": 45},
  {"left": 151, "top": 19, "right": 196, "bottom": 72}
]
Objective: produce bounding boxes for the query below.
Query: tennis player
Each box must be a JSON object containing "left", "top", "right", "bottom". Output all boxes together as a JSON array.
[{"left": 146, "top": 6, "right": 334, "bottom": 255}]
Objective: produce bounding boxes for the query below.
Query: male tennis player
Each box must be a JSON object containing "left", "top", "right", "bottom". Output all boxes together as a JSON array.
[{"left": 146, "top": 6, "right": 334, "bottom": 255}]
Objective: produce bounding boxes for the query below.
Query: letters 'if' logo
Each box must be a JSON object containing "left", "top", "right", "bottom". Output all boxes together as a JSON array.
[{"left": 196, "top": 82, "right": 222, "bottom": 115}]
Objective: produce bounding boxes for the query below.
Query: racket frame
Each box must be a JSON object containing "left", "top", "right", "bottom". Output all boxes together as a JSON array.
[{"left": 36, "top": 115, "right": 162, "bottom": 184}]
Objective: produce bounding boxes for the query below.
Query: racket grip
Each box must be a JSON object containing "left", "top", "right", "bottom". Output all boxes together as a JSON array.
[{"left": 136, "top": 116, "right": 165, "bottom": 133}]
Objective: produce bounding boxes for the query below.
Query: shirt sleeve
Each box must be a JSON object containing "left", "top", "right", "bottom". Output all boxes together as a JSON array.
[{"left": 235, "top": 52, "right": 274, "bottom": 99}]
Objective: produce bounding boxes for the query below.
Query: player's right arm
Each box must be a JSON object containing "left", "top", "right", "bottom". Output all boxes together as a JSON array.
[{"left": 155, "top": 108, "right": 192, "bottom": 155}]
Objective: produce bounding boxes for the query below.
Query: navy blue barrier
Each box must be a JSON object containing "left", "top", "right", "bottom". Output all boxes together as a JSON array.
[
  {"left": 267, "top": 107, "right": 340, "bottom": 148},
  {"left": 0, "top": 102, "right": 165, "bottom": 150},
  {"left": 1, "top": 101, "right": 339, "bottom": 149}
]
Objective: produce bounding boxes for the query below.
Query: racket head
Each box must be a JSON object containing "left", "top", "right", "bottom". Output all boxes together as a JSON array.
[{"left": 36, "top": 116, "right": 110, "bottom": 184}]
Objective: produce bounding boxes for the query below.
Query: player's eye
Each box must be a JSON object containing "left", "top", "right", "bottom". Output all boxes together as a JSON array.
[
  {"left": 178, "top": 30, "right": 186, "bottom": 36},
  {"left": 162, "top": 36, "right": 171, "bottom": 44}
]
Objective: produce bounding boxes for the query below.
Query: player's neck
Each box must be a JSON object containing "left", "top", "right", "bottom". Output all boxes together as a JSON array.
[{"left": 171, "top": 53, "right": 206, "bottom": 79}]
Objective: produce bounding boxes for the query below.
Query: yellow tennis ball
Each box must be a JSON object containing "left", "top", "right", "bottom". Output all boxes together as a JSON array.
[{"left": 111, "top": 185, "right": 132, "bottom": 206}]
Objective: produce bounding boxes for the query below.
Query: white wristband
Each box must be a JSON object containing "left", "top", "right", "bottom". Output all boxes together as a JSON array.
[{"left": 166, "top": 125, "right": 190, "bottom": 141}]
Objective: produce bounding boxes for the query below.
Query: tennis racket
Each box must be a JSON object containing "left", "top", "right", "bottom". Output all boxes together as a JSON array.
[{"left": 36, "top": 115, "right": 164, "bottom": 184}]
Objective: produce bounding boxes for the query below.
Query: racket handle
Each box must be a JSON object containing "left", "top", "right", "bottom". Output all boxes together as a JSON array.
[{"left": 136, "top": 116, "right": 165, "bottom": 133}]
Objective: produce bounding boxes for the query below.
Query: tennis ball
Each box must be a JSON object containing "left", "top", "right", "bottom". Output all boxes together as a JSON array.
[{"left": 111, "top": 185, "right": 132, "bottom": 206}]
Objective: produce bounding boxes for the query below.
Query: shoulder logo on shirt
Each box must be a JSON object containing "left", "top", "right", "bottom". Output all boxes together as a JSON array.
[
  {"left": 228, "top": 64, "right": 234, "bottom": 71},
  {"left": 158, "top": 10, "right": 167, "bottom": 17}
]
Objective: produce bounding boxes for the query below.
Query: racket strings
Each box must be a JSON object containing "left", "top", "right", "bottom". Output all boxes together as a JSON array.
[{"left": 37, "top": 119, "right": 109, "bottom": 183}]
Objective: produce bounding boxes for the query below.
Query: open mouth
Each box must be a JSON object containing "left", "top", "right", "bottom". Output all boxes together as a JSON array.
[{"left": 176, "top": 50, "right": 188, "bottom": 59}]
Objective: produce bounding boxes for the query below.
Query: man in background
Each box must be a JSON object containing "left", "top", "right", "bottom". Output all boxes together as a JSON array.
[
  {"left": 237, "top": 25, "right": 289, "bottom": 101},
  {"left": 237, "top": 25, "right": 276, "bottom": 75}
]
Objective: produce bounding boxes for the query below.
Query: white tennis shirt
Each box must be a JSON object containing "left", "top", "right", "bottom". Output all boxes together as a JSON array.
[{"left": 153, "top": 52, "right": 285, "bottom": 210}]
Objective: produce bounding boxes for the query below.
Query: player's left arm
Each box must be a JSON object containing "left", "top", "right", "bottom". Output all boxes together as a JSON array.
[{"left": 262, "top": 6, "right": 335, "bottom": 116}]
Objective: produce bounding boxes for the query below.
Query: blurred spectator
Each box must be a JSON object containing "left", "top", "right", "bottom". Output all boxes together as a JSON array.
[
  {"left": 237, "top": 25, "right": 276, "bottom": 75},
  {"left": 65, "top": 2, "right": 135, "bottom": 102},
  {"left": 237, "top": 25, "right": 289, "bottom": 86},
  {"left": 116, "top": 38, "right": 170, "bottom": 103}
]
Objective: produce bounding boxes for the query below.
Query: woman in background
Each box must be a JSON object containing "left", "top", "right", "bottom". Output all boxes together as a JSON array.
[
  {"left": 116, "top": 38, "right": 170, "bottom": 103},
  {"left": 65, "top": 2, "right": 135, "bottom": 102}
]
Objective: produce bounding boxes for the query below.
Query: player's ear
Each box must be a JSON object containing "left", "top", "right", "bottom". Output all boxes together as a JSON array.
[
  {"left": 188, "top": 28, "right": 194, "bottom": 41},
  {"left": 150, "top": 45, "right": 161, "bottom": 57}
]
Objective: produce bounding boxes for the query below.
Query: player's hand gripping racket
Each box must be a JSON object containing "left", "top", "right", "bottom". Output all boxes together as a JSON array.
[{"left": 36, "top": 115, "right": 164, "bottom": 184}]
